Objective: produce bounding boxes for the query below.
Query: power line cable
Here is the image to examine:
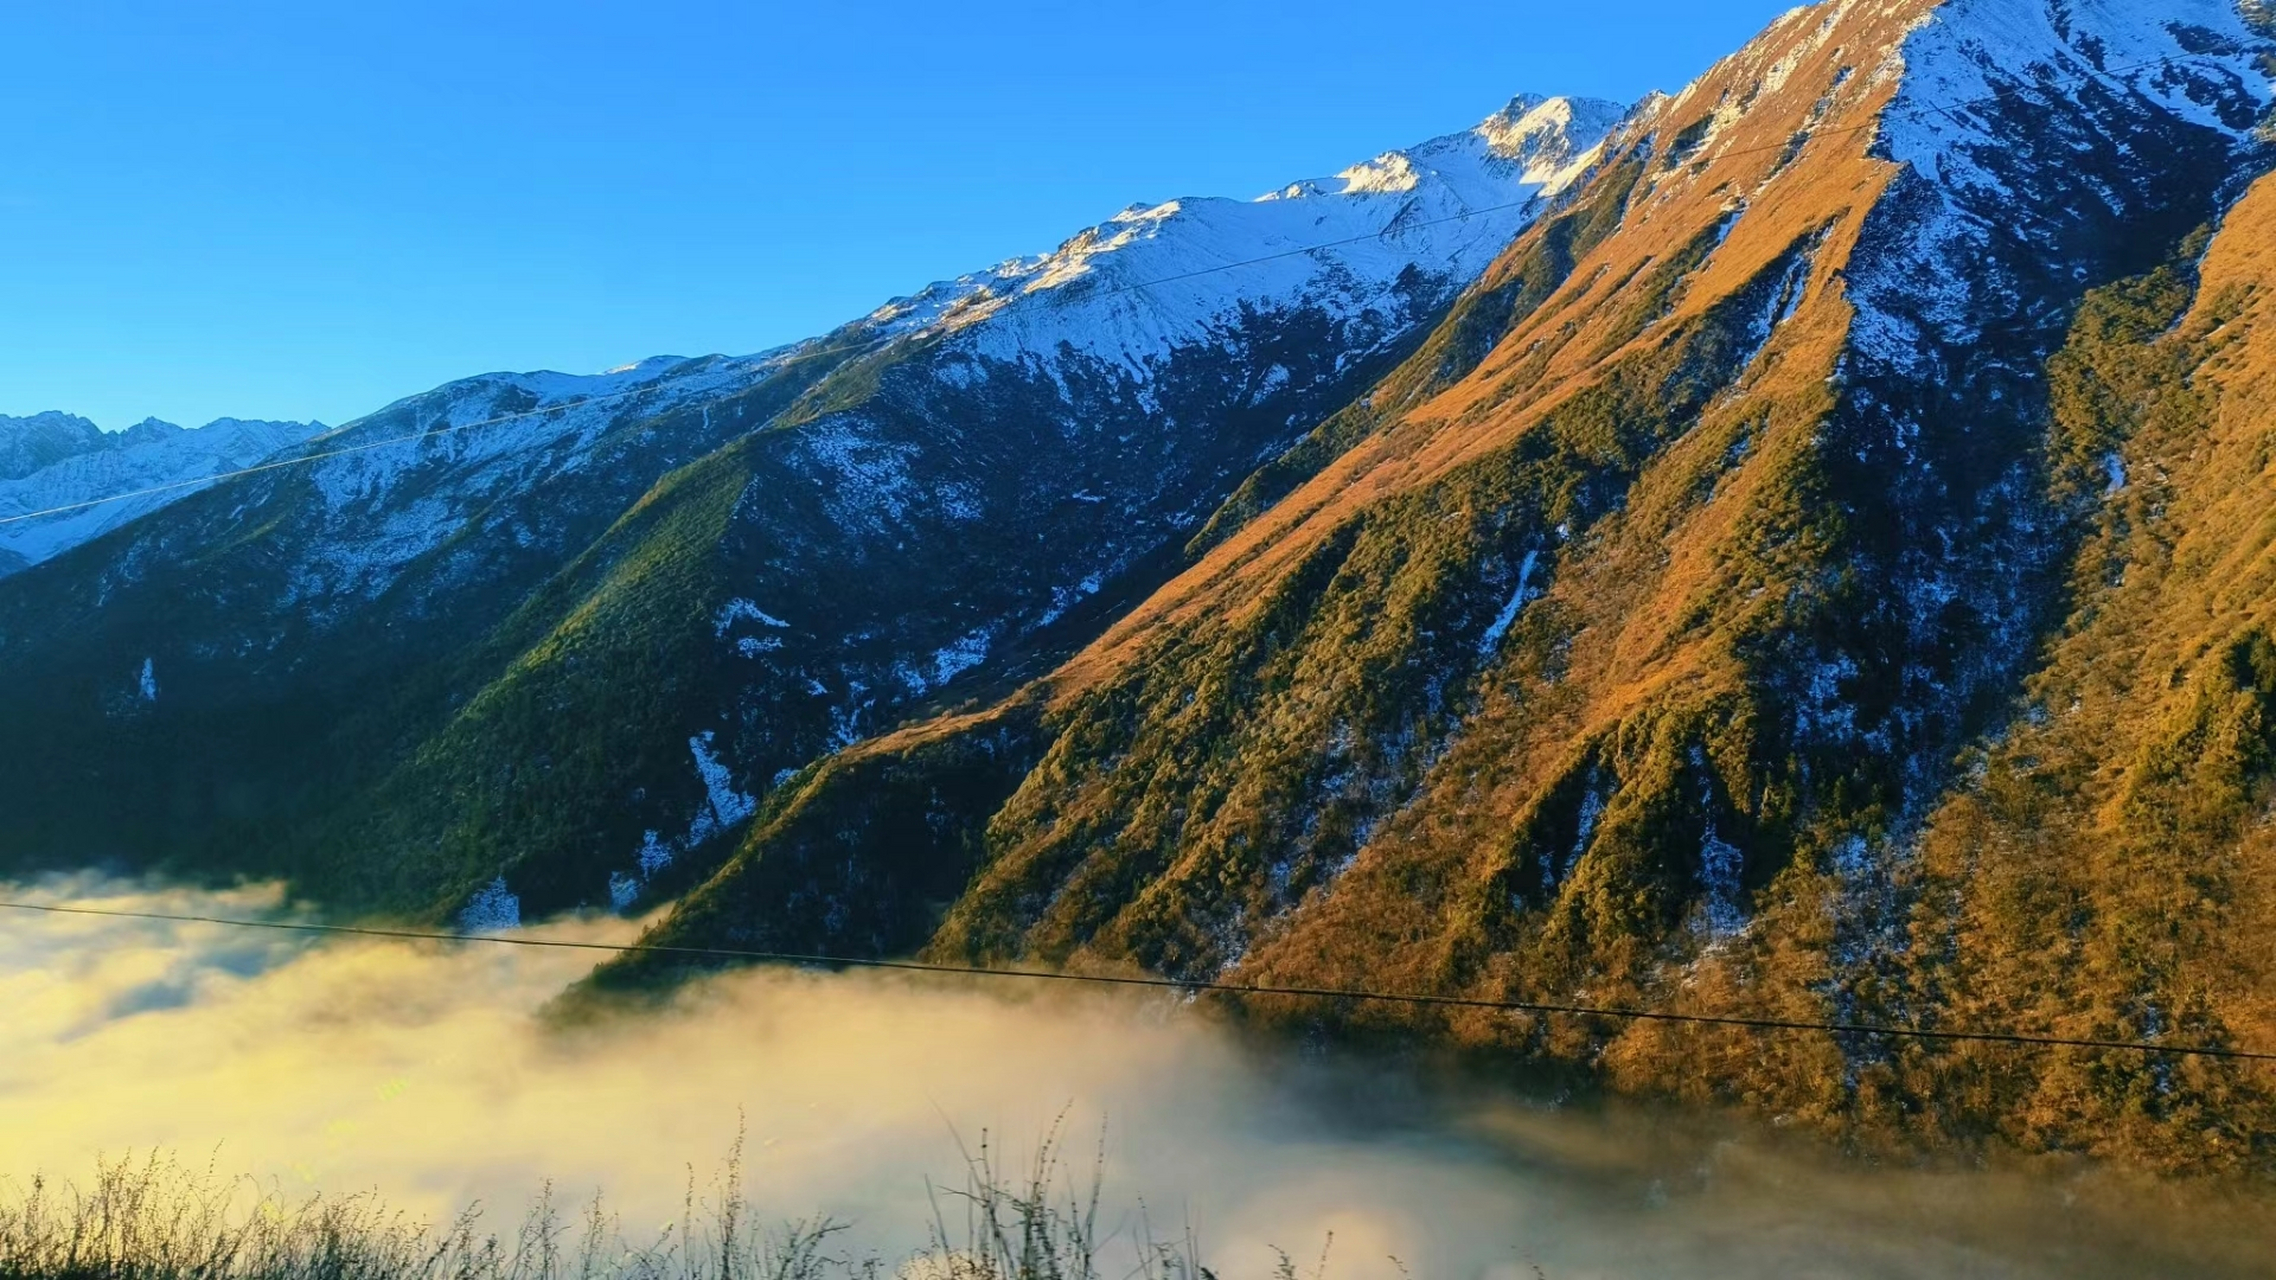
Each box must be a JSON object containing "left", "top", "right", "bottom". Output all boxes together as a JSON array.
[
  {"left": 3, "top": 54, "right": 2264, "bottom": 1063},
  {"left": 0, "top": 53, "right": 2236, "bottom": 533},
  {"left": 4, "top": 898, "right": 2270, "bottom": 1065},
  {"left": 4, "top": 57, "right": 2260, "bottom": 1059}
]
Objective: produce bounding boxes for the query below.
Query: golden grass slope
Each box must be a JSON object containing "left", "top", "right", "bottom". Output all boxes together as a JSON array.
[
  {"left": 1863, "top": 175, "right": 2276, "bottom": 1172},
  {"left": 615, "top": 0, "right": 2276, "bottom": 1171},
  {"left": 1064, "top": 0, "right": 1919, "bottom": 682}
]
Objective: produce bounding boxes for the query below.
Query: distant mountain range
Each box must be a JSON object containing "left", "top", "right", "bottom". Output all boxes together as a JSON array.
[
  {"left": 6, "top": 0, "right": 2276, "bottom": 1175},
  {"left": 0, "top": 413, "right": 322, "bottom": 575}
]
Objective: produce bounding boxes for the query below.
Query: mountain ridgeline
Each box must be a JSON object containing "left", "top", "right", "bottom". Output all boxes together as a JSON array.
[
  {"left": 7, "top": 0, "right": 2276, "bottom": 1172},
  {"left": 0, "top": 97, "right": 1619, "bottom": 915}
]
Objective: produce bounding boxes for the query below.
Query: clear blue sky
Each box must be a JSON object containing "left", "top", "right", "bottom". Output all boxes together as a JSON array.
[{"left": 2, "top": 1, "right": 1787, "bottom": 430}]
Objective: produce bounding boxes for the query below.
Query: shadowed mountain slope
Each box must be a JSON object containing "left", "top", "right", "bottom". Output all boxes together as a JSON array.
[{"left": 0, "top": 99, "right": 1619, "bottom": 924}]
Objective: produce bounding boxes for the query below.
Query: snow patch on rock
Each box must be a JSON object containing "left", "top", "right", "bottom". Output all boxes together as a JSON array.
[
  {"left": 688, "top": 731, "right": 757, "bottom": 839},
  {"left": 605, "top": 736, "right": 760, "bottom": 911},
  {"left": 457, "top": 877, "right": 521, "bottom": 932},
  {"left": 716, "top": 598, "right": 791, "bottom": 634},
  {"left": 1479, "top": 549, "right": 1543, "bottom": 654}
]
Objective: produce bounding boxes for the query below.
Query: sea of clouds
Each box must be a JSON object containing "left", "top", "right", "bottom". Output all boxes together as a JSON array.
[{"left": 3, "top": 872, "right": 2270, "bottom": 1279}]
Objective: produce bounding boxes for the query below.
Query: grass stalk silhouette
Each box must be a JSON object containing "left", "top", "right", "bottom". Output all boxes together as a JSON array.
[{"left": 0, "top": 1130, "right": 1246, "bottom": 1280}]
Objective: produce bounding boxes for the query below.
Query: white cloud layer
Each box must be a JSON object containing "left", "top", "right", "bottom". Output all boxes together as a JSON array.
[{"left": 3, "top": 873, "right": 2271, "bottom": 1279}]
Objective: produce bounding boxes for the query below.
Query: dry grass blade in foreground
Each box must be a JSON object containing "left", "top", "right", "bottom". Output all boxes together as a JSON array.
[{"left": 0, "top": 1137, "right": 1231, "bottom": 1280}]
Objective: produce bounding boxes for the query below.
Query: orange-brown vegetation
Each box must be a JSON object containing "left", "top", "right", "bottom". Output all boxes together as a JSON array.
[{"left": 611, "top": 0, "right": 2276, "bottom": 1173}]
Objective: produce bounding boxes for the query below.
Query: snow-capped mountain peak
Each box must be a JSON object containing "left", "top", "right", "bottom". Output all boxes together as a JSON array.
[
  {"left": 851, "top": 93, "right": 1629, "bottom": 378},
  {"left": 1475, "top": 94, "right": 1634, "bottom": 181},
  {"left": 1837, "top": 0, "right": 2276, "bottom": 373},
  {"left": 0, "top": 79, "right": 1656, "bottom": 932},
  {"left": 1270, "top": 94, "right": 1631, "bottom": 203},
  {"left": 1882, "top": 0, "right": 2274, "bottom": 171},
  {"left": 0, "top": 413, "right": 108, "bottom": 482},
  {"left": 0, "top": 84, "right": 1621, "bottom": 608}
]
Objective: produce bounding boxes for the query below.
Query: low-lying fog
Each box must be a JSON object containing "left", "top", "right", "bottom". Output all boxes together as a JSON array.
[{"left": 4, "top": 874, "right": 2271, "bottom": 1279}]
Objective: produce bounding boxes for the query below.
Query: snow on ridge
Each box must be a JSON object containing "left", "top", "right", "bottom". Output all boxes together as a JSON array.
[
  {"left": 279, "top": 352, "right": 799, "bottom": 605},
  {"left": 6, "top": 356, "right": 775, "bottom": 585},
  {"left": 37, "top": 92, "right": 1633, "bottom": 600},
  {"left": 1646, "top": 0, "right": 1857, "bottom": 178},
  {"left": 0, "top": 412, "right": 108, "bottom": 482},
  {"left": 852, "top": 94, "right": 1632, "bottom": 378},
  {"left": 1841, "top": 0, "right": 2275, "bottom": 370},
  {"left": 27, "top": 90, "right": 1636, "bottom": 595},
  {"left": 1326, "top": 95, "right": 1626, "bottom": 203},
  {"left": 1472, "top": 95, "right": 1634, "bottom": 188},
  {"left": 1876, "top": 0, "right": 2275, "bottom": 192},
  {"left": 316, "top": 352, "right": 764, "bottom": 444}
]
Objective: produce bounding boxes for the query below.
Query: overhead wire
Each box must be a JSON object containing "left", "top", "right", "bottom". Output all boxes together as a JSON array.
[
  {"left": 5, "top": 50, "right": 2266, "bottom": 1062},
  {"left": 0, "top": 52, "right": 2238, "bottom": 534},
  {"left": 3, "top": 898, "right": 2271, "bottom": 1065}
]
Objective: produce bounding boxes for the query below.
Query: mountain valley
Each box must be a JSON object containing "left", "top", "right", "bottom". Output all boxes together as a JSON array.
[{"left": 7, "top": 0, "right": 2276, "bottom": 1178}]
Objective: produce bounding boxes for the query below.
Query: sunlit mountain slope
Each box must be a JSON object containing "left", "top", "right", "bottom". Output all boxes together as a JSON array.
[{"left": 606, "top": 0, "right": 2276, "bottom": 1171}]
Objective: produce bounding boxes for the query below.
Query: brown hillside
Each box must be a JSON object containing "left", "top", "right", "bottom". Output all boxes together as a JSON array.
[{"left": 599, "top": 0, "right": 2276, "bottom": 1171}]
